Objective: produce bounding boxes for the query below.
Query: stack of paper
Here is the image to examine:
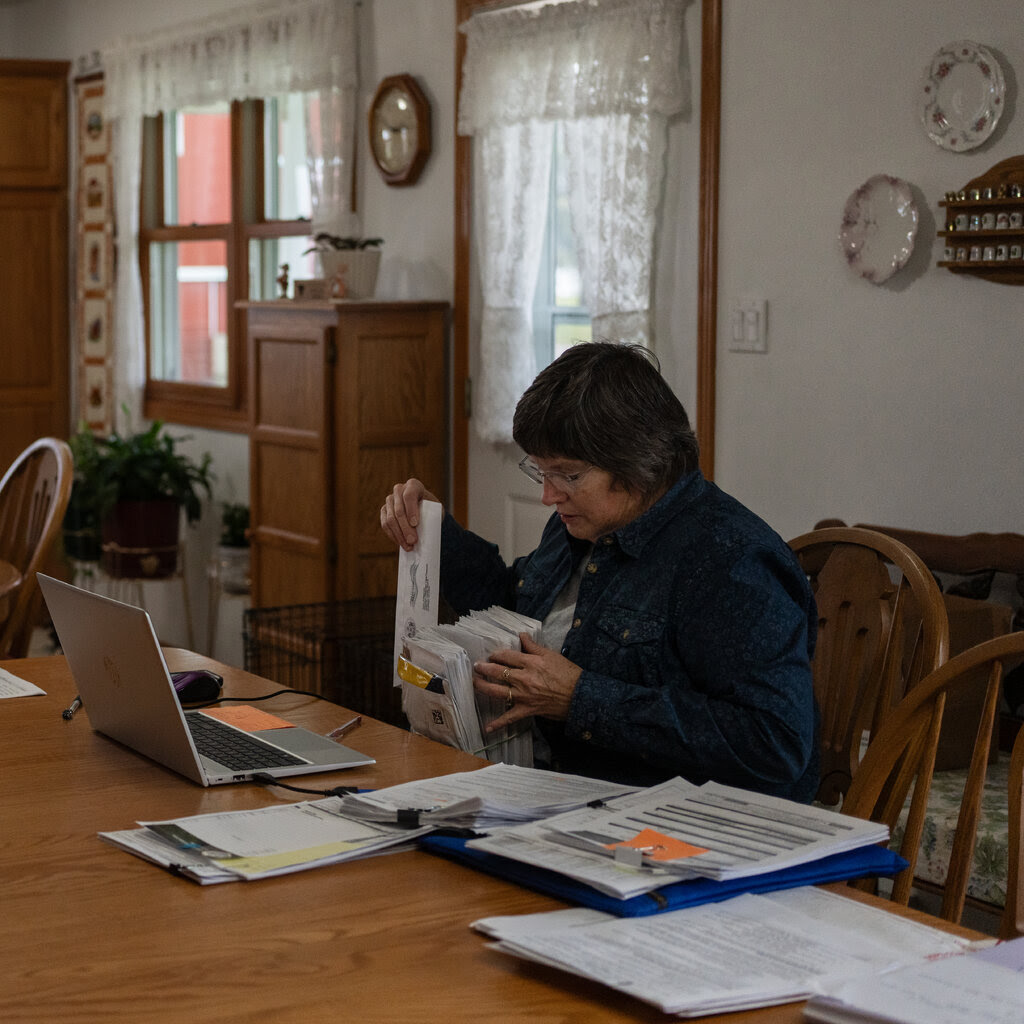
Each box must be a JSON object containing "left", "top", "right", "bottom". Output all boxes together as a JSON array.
[
  {"left": 466, "top": 777, "right": 891, "bottom": 897},
  {"left": 398, "top": 608, "right": 541, "bottom": 764},
  {"left": 803, "top": 936, "right": 1024, "bottom": 1024},
  {"left": 338, "top": 762, "right": 638, "bottom": 831},
  {"left": 391, "top": 498, "right": 539, "bottom": 766},
  {"left": 99, "top": 797, "right": 433, "bottom": 884},
  {"left": 472, "top": 886, "right": 974, "bottom": 1018}
]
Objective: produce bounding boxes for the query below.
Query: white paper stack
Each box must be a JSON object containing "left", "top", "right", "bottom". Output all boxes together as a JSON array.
[
  {"left": 524, "top": 777, "right": 890, "bottom": 881},
  {"left": 99, "top": 796, "right": 433, "bottom": 884},
  {"left": 391, "top": 499, "right": 540, "bottom": 765},
  {"left": 472, "top": 886, "right": 973, "bottom": 1018},
  {"left": 337, "top": 762, "right": 638, "bottom": 831}
]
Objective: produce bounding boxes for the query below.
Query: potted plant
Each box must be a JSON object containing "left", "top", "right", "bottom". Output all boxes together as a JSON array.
[
  {"left": 215, "top": 501, "right": 251, "bottom": 594},
  {"left": 66, "top": 421, "right": 214, "bottom": 579},
  {"left": 302, "top": 233, "right": 383, "bottom": 299}
]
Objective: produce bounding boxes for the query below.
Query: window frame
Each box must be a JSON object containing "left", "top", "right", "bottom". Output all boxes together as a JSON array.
[{"left": 139, "top": 100, "right": 312, "bottom": 431}]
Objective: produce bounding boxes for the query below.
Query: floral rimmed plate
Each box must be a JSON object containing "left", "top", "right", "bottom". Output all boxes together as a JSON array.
[
  {"left": 920, "top": 41, "right": 1004, "bottom": 152},
  {"left": 839, "top": 175, "right": 919, "bottom": 285}
]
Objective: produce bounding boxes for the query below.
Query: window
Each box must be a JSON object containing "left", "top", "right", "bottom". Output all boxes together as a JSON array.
[
  {"left": 532, "top": 130, "right": 591, "bottom": 369},
  {"left": 140, "top": 95, "right": 317, "bottom": 429}
]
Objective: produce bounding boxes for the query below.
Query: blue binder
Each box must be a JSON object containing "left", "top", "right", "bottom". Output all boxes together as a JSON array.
[{"left": 420, "top": 835, "right": 907, "bottom": 917}]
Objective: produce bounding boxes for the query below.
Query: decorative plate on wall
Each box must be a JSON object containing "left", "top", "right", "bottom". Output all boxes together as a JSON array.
[
  {"left": 840, "top": 174, "right": 919, "bottom": 284},
  {"left": 919, "top": 41, "right": 1005, "bottom": 152}
]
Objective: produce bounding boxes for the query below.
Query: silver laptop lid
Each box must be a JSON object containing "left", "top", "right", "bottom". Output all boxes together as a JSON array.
[{"left": 37, "top": 574, "right": 374, "bottom": 785}]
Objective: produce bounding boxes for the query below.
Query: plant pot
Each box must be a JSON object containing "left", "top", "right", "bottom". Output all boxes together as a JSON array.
[
  {"left": 213, "top": 545, "right": 251, "bottom": 595},
  {"left": 101, "top": 499, "right": 181, "bottom": 579},
  {"left": 319, "top": 249, "right": 381, "bottom": 299},
  {"left": 63, "top": 505, "right": 101, "bottom": 562}
]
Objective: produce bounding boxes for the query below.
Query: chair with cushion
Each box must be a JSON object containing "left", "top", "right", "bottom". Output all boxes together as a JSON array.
[
  {"left": 0, "top": 438, "right": 73, "bottom": 659},
  {"left": 843, "top": 632, "right": 1024, "bottom": 922},
  {"left": 788, "top": 526, "right": 950, "bottom": 809},
  {"left": 1003, "top": 719, "right": 1024, "bottom": 938},
  {"left": 814, "top": 519, "right": 1024, "bottom": 761}
]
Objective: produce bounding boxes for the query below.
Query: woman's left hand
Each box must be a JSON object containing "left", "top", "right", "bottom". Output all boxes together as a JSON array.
[{"left": 473, "top": 633, "right": 582, "bottom": 732}]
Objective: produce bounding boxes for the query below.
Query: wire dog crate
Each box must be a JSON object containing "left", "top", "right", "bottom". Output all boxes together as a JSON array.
[{"left": 243, "top": 598, "right": 405, "bottom": 728}]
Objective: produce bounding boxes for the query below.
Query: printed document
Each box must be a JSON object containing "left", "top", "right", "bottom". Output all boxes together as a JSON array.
[
  {"left": 474, "top": 886, "right": 972, "bottom": 1017},
  {"left": 338, "top": 762, "right": 638, "bottom": 830},
  {"left": 526, "top": 777, "right": 889, "bottom": 881},
  {"left": 99, "top": 797, "right": 431, "bottom": 884}
]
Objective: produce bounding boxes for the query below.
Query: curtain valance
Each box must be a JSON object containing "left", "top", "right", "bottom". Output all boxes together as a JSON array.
[
  {"left": 458, "top": 0, "right": 689, "bottom": 134},
  {"left": 103, "top": 0, "right": 357, "bottom": 119}
]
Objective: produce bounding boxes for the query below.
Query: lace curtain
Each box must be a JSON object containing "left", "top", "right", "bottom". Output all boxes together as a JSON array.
[
  {"left": 459, "top": 0, "right": 690, "bottom": 444},
  {"left": 101, "top": 0, "right": 358, "bottom": 427}
]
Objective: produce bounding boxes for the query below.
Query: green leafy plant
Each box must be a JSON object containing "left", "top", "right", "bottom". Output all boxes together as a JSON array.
[
  {"left": 301, "top": 232, "right": 383, "bottom": 254},
  {"left": 68, "top": 420, "right": 214, "bottom": 527},
  {"left": 220, "top": 502, "right": 250, "bottom": 547}
]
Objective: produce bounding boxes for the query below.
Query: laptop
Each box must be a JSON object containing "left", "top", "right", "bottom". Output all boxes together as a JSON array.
[{"left": 37, "top": 574, "right": 375, "bottom": 785}]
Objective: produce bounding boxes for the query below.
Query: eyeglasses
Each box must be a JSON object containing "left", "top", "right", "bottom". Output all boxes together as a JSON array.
[{"left": 518, "top": 456, "right": 594, "bottom": 492}]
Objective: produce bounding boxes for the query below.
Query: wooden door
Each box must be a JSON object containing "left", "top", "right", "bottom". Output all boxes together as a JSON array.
[{"left": 0, "top": 60, "right": 70, "bottom": 472}]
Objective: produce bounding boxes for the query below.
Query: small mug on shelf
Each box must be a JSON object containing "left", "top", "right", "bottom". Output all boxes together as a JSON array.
[
  {"left": 996, "top": 244, "right": 1008, "bottom": 261},
  {"left": 1010, "top": 244, "right": 1023, "bottom": 260},
  {"left": 1010, "top": 212, "right": 1023, "bottom": 230},
  {"left": 969, "top": 245, "right": 983, "bottom": 261},
  {"left": 981, "top": 212, "right": 996, "bottom": 230}
]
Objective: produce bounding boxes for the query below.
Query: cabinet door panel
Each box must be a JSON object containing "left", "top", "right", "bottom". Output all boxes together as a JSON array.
[
  {"left": 336, "top": 307, "right": 447, "bottom": 600},
  {"left": 0, "top": 67, "right": 67, "bottom": 189},
  {"left": 248, "top": 310, "right": 334, "bottom": 608}
]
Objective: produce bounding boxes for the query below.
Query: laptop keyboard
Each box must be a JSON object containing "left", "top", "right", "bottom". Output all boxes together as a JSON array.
[{"left": 186, "top": 712, "right": 307, "bottom": 771}]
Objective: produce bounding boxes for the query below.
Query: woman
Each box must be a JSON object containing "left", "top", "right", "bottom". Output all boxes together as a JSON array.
[{"left": 381, "top": 342, "right": 818, "bottom": 801}]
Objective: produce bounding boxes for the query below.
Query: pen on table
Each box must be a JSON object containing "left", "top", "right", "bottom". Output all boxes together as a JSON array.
[
  {"left": 62, "top": 695, "right": 82, "bottom": 721},
  {"left": 326, "top": 714, "right": 362, "bottom": 740}
]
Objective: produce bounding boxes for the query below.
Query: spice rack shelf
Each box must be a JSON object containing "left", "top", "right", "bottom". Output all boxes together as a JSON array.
[{"left": 937, "top": 154, "right": 1024, "bottom": 284}]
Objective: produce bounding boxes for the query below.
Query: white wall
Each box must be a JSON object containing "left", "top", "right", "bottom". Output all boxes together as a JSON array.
[
  {"left": 716, "top": 1, "right": 1024, "bottom": 541},
  {"left": 3, "top": 0, "right": 456, "bottom": 660},
  {"left": 8, "top": 0, "right": 1023, "bottom": 648}
]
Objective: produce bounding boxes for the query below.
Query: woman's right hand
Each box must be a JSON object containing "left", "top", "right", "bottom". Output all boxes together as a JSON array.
[{"left": 380, "top": 478, "right": 440, "bottom": 551}]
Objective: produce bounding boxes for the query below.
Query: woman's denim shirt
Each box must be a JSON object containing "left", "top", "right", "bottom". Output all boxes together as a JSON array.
[{"left": 440, "top": 469, "right": 819, "bottom": 802}]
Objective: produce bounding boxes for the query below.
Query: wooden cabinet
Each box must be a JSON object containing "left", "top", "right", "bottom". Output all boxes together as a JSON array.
[
  {"left": 0, "top": 60, "right": 70, "bottom": 471},
  {"left": 937, "top": 154, "right": 1024, "bottom": 284},
  {"left": 245, "top": 300, "right": 449, "bottom": 608}
]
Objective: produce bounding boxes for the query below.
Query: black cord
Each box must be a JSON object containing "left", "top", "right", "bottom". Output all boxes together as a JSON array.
[
  {"left": 181, "top": 687, "right": 333, "bottom": 710},
  {"left": 251, "top": 773, "right": 359, "bottom": 798}
]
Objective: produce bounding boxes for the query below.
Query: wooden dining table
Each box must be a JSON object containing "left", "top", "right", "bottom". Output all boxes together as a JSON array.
[{"left": 0, "top": 649, "right": 983, "bottom": 1024}]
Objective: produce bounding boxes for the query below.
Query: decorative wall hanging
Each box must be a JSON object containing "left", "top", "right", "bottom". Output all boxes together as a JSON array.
[
  {"left": 74, "top": 71, "right": 115, "bottom": 434},
  {"left": 840, "top": 174, "right": 919, "bottom": 284},
  {"left": 919, "top": 41, "right": 1005, "bottom": 152}
]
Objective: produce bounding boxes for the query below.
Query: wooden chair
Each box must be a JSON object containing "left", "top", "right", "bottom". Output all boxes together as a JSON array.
[
  {"left": 1003, "top": 718, "right": 1024, "bottom": 938},
  {"left": 843, "top": 632, "right": 1024, "bottom": 921},
  {"left": 788, "top": 527, "right": 950, "bottom": 807},
  {"left": 0, "top": 438, "right": 73, "bottom": 659}
]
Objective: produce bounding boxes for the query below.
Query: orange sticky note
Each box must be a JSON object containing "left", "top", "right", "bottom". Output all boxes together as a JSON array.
[
  {"left": 199, "top": 706, "right": 295, "bottom": 732},
  {"left": 607, "top": 828, "right": 708, "bottom": 863}
]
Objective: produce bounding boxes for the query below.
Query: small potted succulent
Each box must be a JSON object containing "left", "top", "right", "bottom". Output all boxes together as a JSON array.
[{"left": 302, "top": 233, "right": 383, "bottom": 298}]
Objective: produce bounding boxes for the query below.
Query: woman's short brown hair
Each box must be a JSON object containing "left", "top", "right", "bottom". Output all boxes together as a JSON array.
[{"left": 512, "top": 341, "right": 700, "bottom": 500}]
